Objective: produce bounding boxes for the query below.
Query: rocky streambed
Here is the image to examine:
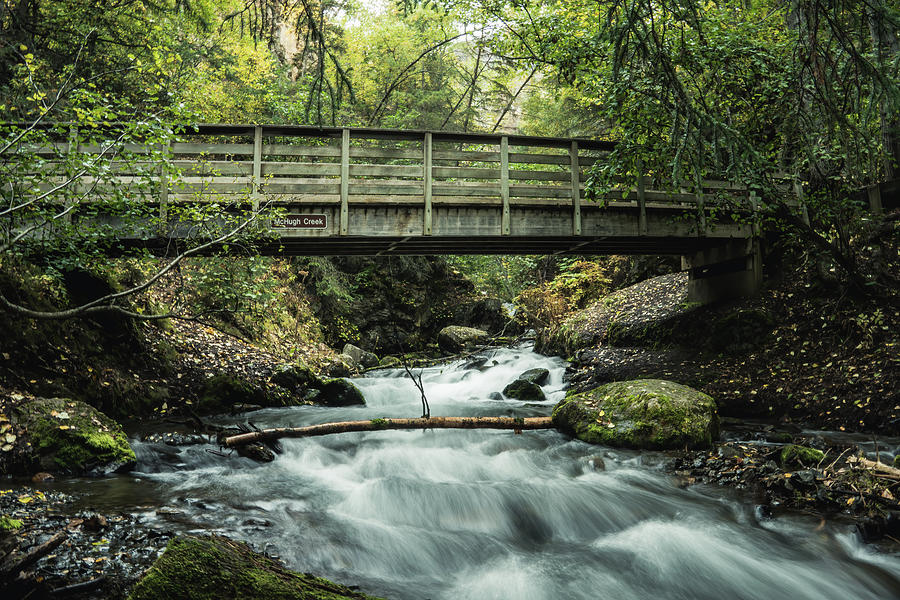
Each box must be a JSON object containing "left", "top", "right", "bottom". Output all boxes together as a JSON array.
[{"left": 3, "top": 343, "right": 900, "bottom": 599}]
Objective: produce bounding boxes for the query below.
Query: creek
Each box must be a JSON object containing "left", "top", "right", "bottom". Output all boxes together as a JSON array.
[{"left": 56, "top": 345, "right": 900, "bottom": 599}]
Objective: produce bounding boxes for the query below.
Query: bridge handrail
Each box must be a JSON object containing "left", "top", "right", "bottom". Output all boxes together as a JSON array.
[{"left": 8, "top": 122, "right": 796, "bottom": 239}]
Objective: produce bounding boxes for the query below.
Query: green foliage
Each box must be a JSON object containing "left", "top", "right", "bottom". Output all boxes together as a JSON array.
[
  {"left": 468, "top": 0, "right": 900, "bottom": 287},
  {"left": 183, "top": 257, "right": 281, "bottom": 332},
  {"left": 0, "top": 516, "right": 24, "bottom": 531},
  {"left": 445, "top": 255, "right": 539, "bottom": 301}
]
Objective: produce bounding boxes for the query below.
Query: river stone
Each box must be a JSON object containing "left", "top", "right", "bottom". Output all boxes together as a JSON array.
[
  {"left": 552, "top": 379, "right": 718, "bottom": 450},
  {"left": 318, "top": 378, "right": 366, "bottom": 406},
  {"left": 379, "top": 356, "right": 401, "bottom": 368},
  {"left": 342, "top": 343, "right": 380, "bottom": 369},
  {"left": 9, "top": 397, "right": 135, "bottom": 475},
  {"left": 518, "top": 368, "right": 550, "bottom": 385},
  {"left": 437, "top": 326, "right": 488, "bottom": 353},
  {"left": 269, "top": 362, "right": 321, "bottom": 391},
  {"left": 237, "top": 443, "right": 275, "bottom": 463},
  {"left": 502, "top": 379, "right": 546, "bottom": 401},
  {"left": 327, "top": 354, "right": 359, "bottom": 377},
  {"left": 198, "top": 374, "right": 293, "bottom": 414},
  {"left": 128, "top": 535, "right": 381, "bottom": 600}
]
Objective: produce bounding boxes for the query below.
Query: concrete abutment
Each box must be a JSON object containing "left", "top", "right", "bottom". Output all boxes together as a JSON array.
[{"left": 682, "top": 238, "right": 762, "bottom": 304}]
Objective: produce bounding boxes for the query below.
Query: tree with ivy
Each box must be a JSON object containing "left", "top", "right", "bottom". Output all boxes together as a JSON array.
[
  {"left": 460, "top": 0, "right": 899, "bottom": 291},
  {"left": 0, "top": 37, "right": 270, "bottom": 322}
]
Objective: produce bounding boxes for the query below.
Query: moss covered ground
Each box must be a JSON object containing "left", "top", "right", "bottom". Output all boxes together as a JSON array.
[{"left": 128, "top": 535, "right": 383, "bottom": 600}]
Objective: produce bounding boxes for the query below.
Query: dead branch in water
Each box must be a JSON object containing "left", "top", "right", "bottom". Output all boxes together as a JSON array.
[{"left": 223, "top": 416, "right": 554, "bottom": 447}]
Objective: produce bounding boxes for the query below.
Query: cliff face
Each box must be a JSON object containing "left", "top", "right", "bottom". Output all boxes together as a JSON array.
[{"left": 298, "top": 256, "right": 508, "bottom": 355}]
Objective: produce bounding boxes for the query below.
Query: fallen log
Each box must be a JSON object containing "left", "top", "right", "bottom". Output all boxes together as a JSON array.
[
  {"left": 0, "top": 530, "right": 67, "bottom": 577},
  {"left": 224, "top": 416, "right": 554, "bottom": 447},
  {"left": 848, "top": 455, "right": 900, "bottom": 479}
]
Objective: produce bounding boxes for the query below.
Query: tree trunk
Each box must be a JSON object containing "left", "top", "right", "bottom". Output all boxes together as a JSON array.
[
  {"left": 224, "top": 416, "right": 554, "bottom": 447},
  {"left": 867, "top": 1, "right": 900, "bottom": 179}
]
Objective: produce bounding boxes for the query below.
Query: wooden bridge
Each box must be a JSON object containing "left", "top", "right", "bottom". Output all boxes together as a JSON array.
[{"left": 17, "top": 123, "right": 772, "bottom": 301}]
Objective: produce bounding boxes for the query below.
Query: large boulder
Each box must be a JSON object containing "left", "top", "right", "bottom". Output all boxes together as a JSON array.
[
  {"left": 518, "top": 368, "right": 550, "bottom": 385},
  {"left": 552, "top": 379, "right": 718, "bottom": 449},
  {"left": 4, "top": 397, "right": 135, "bottom": 475},
  {"left": 197, "top": 374, "right": 293, "bottom": 414},
  {"left": 318, "top": 379, "right": 366, "bottom": 406},
  {"left": 502, "top": 379, "right": 546, "bottom": 401},
  {"left": 342, "top": 344, "right": 380, "bottom": 369},
  {"left": 326, "top": 354, "right": 359, "bottom": 377},
  {"left": 437, "top": 326, "right": 488, "bottom": 353},
  {"left": 457, "top": 297, "right": 509, "bottom": 333},
  {"left": 128, "top": 535, "right": 381, "bottom": 600}
]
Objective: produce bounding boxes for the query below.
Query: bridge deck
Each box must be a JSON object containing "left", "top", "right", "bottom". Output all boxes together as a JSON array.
[{"left": 17, "top": 124, "right": 770, "bottom": 255}]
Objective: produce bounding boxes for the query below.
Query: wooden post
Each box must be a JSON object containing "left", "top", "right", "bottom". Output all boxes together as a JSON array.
[
  {"left": 340, "top": 128, "right": 350, "bottom": 235},
  {"left": 750, "top": 189, "right": 761, "bottom": 238},
  {"left": 424, "top": 132, "right": 433, "bottom": 235},
  {"left": 636, "top": 159, "right": 647, "bottom": 235},
  {"left": 252, "top": 125, "right": 262, "bottom": 211},
  {"left": 500, "top": 136, "right": 510, "bottom": 235},
  {"left": 158, "top": 139, "right": 170, "bottom": 231},
  {"left": 570, "top": 141, "right": 581, "bottom": 236},
  {"left": 695, "top": 174, "right": 707, "bottom": 236},
  {"left": 867, "top": 184, "right": 884, "bottom": 215},
  {"left": 793, "top": 176, "right": 810, "bottom": 225},
  {"left": 64, "top": 126, "right": 79, "bottom": 224}
]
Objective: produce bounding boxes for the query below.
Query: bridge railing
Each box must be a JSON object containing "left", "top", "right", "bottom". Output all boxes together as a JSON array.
[{"left": 16, "top": 123, "right": 780, "bottom": 237}]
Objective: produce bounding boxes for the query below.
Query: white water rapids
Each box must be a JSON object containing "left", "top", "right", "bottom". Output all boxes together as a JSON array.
[{"left": 117, "top": 345, "right": 900, "bottom": 599}]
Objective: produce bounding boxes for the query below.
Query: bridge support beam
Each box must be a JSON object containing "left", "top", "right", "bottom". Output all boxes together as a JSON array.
[{"left": 682, "top": 239, "right": 761, "bottom": 304}]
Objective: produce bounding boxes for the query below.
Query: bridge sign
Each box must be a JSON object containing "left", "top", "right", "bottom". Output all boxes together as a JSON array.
[{"left": 271, "top": 214, "right": 328, "bottom": 230}]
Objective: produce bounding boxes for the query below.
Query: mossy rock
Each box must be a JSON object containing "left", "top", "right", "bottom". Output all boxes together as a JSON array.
[
  {"left": 10, "top": 397, "right": 135, "bottom": 475},
  {"left": 318, "top": 379, "right": 366, "bottom": 407},
  {"left": 552, "top": 379, "right": 718, "bottom": 450},
  {"left": 342, "top": 344, "right": 379, "bottom": 369},
  {"left": 518, "top": 368, "right": 550, "bottom": 385},
  {"left": 269, "top": 363, "right": 322, "bottom": 391},
  {"left": 502, "top": 379, "right": 546, "bottom": 401},
  {"left": 437, "top": 326, "right": 488, "bottom": 353},
  {"left": 780, "top": 445, "right": 825, "bottom": 467},
  {"left": 198, "top": 374, "right": 295, "bottom": 414},
  {"left": 128, "top": 535, "right": 382, "bottom": 600},
  {"left": 378, "top": 356, "right": 401, "bottom": 368}
]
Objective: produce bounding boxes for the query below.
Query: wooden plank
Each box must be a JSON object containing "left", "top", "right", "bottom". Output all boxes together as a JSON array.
[
  {"left": 508, "top": 152, "right": 569, "bottom": 165},
  {"left": 431, "top": 195, "right": 503, "bottom": 205},
  {"left": 171, "top": 142, "right": 254, "bottom": 155},
  {"left": 424, "top": 132, "right": 432, "bottom": 235},
  {"left": 348, "top": 183, "right": 424, "bottom": 195},
  {"left": 349, "top": 164, "right": 423, "bottom": 178},
  {"left": 432, "top": 150, "right": 500, "bottom": 162},
  {"left": 510, "top": 169, "right": 570, "bottom": 182},
  {"left": 570, "top": 141, "right": 581, "bottom": 235},
  {"left": 262, "top": 162, "right": 341, "bottom": 176},
  {"left": 509, "top": 185, "right": 572, "bottom": 199},
  {"left": 170, "top": 181, "right": 255, "bottom": 194},
  {"left": 175, "top": 160, "right": 252, "bottom": 176},
  {"left": 433, "top": 166, "right": 500, "bottom": 179},
  {"left": 501, "top": 136, "right": 510, "bottom": 235},
  {"left": 262, "top": 143, "right": 340, "bottom": 157},
  {"left": 340, "top": 129, "right": 349, "bottom": 235},
  {"left": 432, "top": 184, "right": 501, "bottom": 196},
  {"left": 256, "top": 193, "right": 340, "bottom": 204},
  {"left": 350, "top": 146, "right": 422, "bottom": 160},
  {"left": 264, "top": 182, "right": 341, "bottom": 195}
]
